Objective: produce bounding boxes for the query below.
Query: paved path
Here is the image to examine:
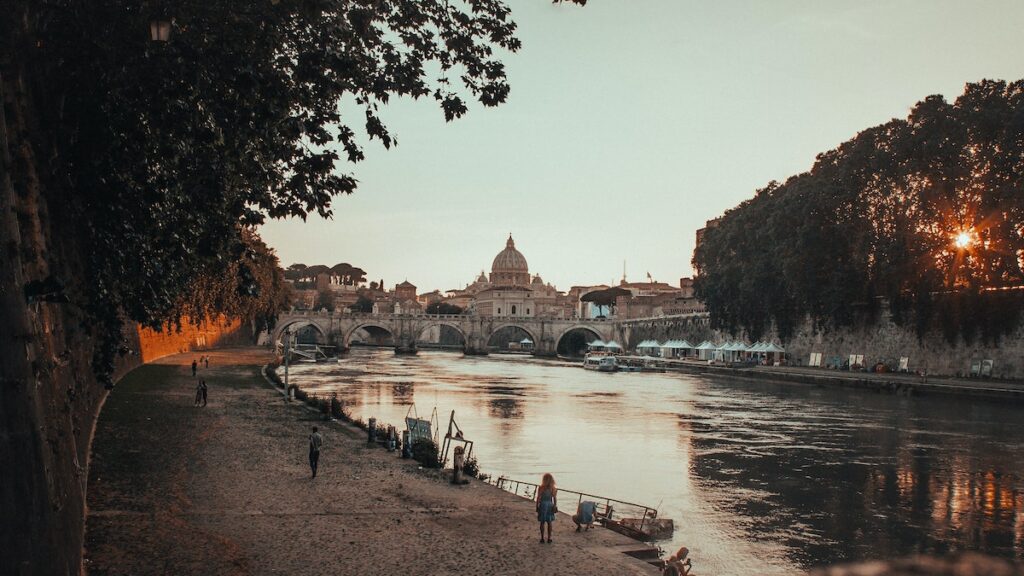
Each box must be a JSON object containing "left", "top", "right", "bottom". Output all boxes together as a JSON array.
[{"left": 85, "top": 348, "right": 658, "bottom": 575}]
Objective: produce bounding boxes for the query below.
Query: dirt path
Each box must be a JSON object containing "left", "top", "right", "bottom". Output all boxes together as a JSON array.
[{"left": 84, "top": 348, "right": 658, "bottom": 575}]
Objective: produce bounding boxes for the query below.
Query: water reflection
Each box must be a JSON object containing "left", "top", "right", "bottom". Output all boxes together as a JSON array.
[
  {"left": 487, "top": 397, "right": 524, "bottom": 420},
  {"left": 391, "top": 382, "right": 414, "bottom": 405},
  {"left": 289, "top": 349, "right": 1024, "bottom": 575}
]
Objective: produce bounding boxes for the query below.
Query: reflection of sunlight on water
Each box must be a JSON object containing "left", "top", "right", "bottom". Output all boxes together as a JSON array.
[{"left": 288, "top": 349, "right": 1024, "bottom": 574}]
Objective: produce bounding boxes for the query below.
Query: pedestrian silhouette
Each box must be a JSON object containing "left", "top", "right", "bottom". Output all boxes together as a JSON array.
[
  {"left": 191, "top": 359, "right": 197, "bottom": 377},
  {"left": 309, "top": 426, "right": 323, "bottom": 478}
]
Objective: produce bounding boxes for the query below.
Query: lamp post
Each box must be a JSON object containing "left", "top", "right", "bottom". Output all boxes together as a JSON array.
[
  {"left": 149, "top": 18, "right": 172, "bottom": 42},
  {"left": 283, "top": 328, "right": 292, "bottom": 396}
]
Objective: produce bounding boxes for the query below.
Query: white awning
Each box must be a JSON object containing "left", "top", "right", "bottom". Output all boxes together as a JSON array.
[
  {"left": 520, "top": 338, "right": 534, "bottom": 344},
  {"left": 661, "top": 339, "right": 689, "bottom": 349},
  {"left": 604, "top": 340, "right": 623, "bottom": 349}
]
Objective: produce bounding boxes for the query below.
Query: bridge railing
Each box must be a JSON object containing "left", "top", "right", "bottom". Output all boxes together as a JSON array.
[{"left": 281, "top": 310, "right": 614, "bottom": 323}]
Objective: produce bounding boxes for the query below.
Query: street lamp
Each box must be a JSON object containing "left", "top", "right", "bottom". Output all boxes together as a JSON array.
[
  {"left": 149, "top": 18, "right": 172, "bottom": 42},
  {"left": 283, "top": 328, "right": 292, "bottom": 396}
]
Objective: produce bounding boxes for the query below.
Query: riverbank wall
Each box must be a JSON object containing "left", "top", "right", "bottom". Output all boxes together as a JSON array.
[{"left": 622, "top": 312, "right": 1024, "bottom": 381}]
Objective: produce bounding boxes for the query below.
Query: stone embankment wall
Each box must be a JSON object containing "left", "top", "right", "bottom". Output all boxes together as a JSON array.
[
  {"left": 783, "top": 314, "right": 1024, "bottom": 380},
  {"left": 134, "top": 316, "right": 249, "bottom": 363},
  {"left": 623, "top": 313, "right": 1024, "bottom": 380}
]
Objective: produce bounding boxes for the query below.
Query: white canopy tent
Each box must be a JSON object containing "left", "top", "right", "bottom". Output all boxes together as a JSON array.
[
  {"left": 694, "top": 340, "right": 717, "bottom": 360},
  {"left": 635, "top": 340, "right": 663, "bottom": 357},
  {"left": 660, "top": 339, "right": 692, "bottom": 359}
]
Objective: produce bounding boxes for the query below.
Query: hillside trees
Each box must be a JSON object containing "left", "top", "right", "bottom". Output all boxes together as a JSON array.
[
  {"left": 693, "top": 80, "right": 1024, "bottom": 343},
  {"left": 1, "top": 0, "right": 582, "bottom": 572}
]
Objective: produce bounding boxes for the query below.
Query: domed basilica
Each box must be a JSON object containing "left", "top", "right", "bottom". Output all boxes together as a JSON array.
[{"left": 451, "top": 235, "right": 567, "bottom": 318}]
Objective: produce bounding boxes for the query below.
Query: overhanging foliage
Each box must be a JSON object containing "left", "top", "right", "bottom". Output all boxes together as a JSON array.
[{"left": 693, "top": 80, "right": 1024, "bottom": 343}]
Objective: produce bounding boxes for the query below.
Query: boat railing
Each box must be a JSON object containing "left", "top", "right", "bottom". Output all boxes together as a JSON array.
[{"left": 488, "top": 475, "right": 659, "bottom": 536}]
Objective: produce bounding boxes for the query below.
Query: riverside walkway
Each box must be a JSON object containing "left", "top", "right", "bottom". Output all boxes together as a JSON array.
[{"left": 84, "top": 348, "right": 657, "bottom": 575}]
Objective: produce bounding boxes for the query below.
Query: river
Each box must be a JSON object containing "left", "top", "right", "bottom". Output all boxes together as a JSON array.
[{"left": 287, "top": 348, "right": 1024, "bottom": 575}]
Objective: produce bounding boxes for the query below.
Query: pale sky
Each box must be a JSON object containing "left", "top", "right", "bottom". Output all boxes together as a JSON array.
[{"left": 260, "top": 0, "right": 1024, "bottom": 293}]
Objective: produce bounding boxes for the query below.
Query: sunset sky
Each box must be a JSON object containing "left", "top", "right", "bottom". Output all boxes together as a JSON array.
[{"left": 259, "top": 0, "right": 1024, "bottom": 293}]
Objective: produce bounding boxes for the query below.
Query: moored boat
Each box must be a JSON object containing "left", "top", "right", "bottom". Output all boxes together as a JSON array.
[
  {"left": 583, "top": 353, "right": 618, "bottom": 372},
  {"left": 604, "top": 516, "right": 675, "bottom": 541}
]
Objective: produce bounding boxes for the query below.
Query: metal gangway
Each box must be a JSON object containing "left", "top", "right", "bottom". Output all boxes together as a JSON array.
[{"left": 288, "top": 343, "right": 335, "bottom": 362}]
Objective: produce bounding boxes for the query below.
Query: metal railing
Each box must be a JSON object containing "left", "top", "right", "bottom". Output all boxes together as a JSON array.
[{"left": 489, "top": 476, "right": 659, "bottom": 536}]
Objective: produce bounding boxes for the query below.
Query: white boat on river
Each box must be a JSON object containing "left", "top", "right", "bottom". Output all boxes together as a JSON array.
[{"left": 583, "top": 353, "right": 618, "bottom": 372}]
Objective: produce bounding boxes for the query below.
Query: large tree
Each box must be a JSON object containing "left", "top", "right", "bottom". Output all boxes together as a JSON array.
[
  {"left": 0, "top": 1, "right": 582, "bottom": 572},
  {"left": 693, "top": 80, "right": 1024, "bottom": 343}
]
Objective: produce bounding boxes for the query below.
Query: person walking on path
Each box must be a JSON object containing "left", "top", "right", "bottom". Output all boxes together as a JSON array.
[
  {"left": 204, "top": 356, "right": 209, "bottom": 369},
  {"left": 194, "top": 379, "right": 203, "bottom": 407},
  {"left": 200, "top": 380, "right": 208, "bottom": 407},
  {"left": 536, "top": 473, "right": 557, "bottom": 543},
  {"left": 308, "top": 426, "right": 323, "bottom": 478},
  {"left": 191, "top": 359, "right": 198, "bottom": 377}
]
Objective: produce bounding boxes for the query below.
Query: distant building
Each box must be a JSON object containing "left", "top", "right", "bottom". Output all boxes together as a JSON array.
[
  {"left": 448, "top": 235, "right": 574, "bottom": 318},
  {"left": 395, "top": 280, "right": 417, "bottom": 302},
  {"left": 613, "top": 275, "right": 706, "bottom": 319},
  {"left": 694, "top": 217, "right": 722, "bottom": 261},
  {"left": 417, "top": 289, "right": 443, "bottom": 305}
]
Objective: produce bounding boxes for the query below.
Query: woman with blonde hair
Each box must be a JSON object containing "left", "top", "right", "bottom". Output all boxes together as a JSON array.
[{"left": 536, "top": 473, "right": 558, "bottom": 543}]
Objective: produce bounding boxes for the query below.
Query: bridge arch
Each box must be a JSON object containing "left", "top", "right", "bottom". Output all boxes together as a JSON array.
[
  {"left": 485, "top": 323, "right": 539, "bottom": 350},
  {"left": 345, "top": 322, "right": 397, "bottom": 347},
  {"left": 555, "top": 325, "right": 607, "bottom": 357},
  {"left": 414, "top": 321, "right": 468, "bottom": 347},
  {"left": 274, "top": 319, "right": 328, "bottom": 344}
]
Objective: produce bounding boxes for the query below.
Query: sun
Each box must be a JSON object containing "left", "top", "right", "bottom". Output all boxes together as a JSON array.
[{"left": 954, "top": 230, "right": 974, "bottom": 249}]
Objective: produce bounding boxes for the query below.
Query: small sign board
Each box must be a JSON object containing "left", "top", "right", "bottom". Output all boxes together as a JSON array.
[
  {"left": 809, "top": 352, "right": 822, "bottom": 367},
  {"left": 981, "top": 359, "right": 994, "bottom": 378},
  {"left": 898, "top": 357, "right": 909, "bottom": 372},
  {"left": 406, "top": 417, "right": 432, "bottom": 442}
]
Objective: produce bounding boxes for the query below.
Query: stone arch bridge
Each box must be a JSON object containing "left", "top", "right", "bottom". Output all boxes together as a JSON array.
[{"left": 272, "top": 311, "right": 627, "bottom": 356}]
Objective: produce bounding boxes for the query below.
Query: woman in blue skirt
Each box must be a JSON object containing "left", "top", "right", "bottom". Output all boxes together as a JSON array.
[{"left": 536, "top": 473, "right": 558, "bottom": 543}]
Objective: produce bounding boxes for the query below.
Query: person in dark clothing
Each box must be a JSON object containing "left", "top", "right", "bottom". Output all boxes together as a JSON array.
[
  {"left": 200, "top": 380, "right": 208, "bottom": 407},
  {"left": 309, "top": 426, "right": 323, "bottom": 478},
  {"left": 194, "top": 379, "right": 203, "bottom": 407},
  {"left": 191, "top": 359, "right": 198, "bottom": 377},
  {"left": 204, "top": 356, "right": 209, "bottom": 368}
]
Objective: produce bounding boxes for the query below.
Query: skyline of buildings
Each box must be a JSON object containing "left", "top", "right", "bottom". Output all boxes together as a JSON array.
[{"left": 288, "top": 233, "right": 705, "bottom": 320}]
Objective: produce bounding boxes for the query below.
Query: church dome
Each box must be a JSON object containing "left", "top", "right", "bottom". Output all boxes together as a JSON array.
[
  {"left": 491, "top": 235, "right": 529, "bottom": 274},
  {"left": 490, "top": 235, "right": 530, "bottom": 286}
]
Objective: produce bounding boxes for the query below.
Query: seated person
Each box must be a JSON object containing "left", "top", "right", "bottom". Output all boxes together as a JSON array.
[
  {"left": 662, "top": 546, "right": 692, "bottom": 576},
  {"left": 573, "top": 500, "right": 599, "bottom": 532}
]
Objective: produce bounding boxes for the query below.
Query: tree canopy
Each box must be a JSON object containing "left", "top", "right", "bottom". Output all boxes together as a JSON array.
[
  {"left": 286, "top": 262, "right": 367, "bottom": 286},
  {"left": 3, "top": 0, "right": 579, "bottom": 378},
  {"left": 426, "top": 301, "right": 464, "bottom": 315},
  {"left": 693, "top": 79, "right": 1024, "bottom": 344}
]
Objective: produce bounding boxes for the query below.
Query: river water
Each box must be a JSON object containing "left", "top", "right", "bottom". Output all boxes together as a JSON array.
[{"left": 288, "top": 349, "right": 1024, "bottom": 575}]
